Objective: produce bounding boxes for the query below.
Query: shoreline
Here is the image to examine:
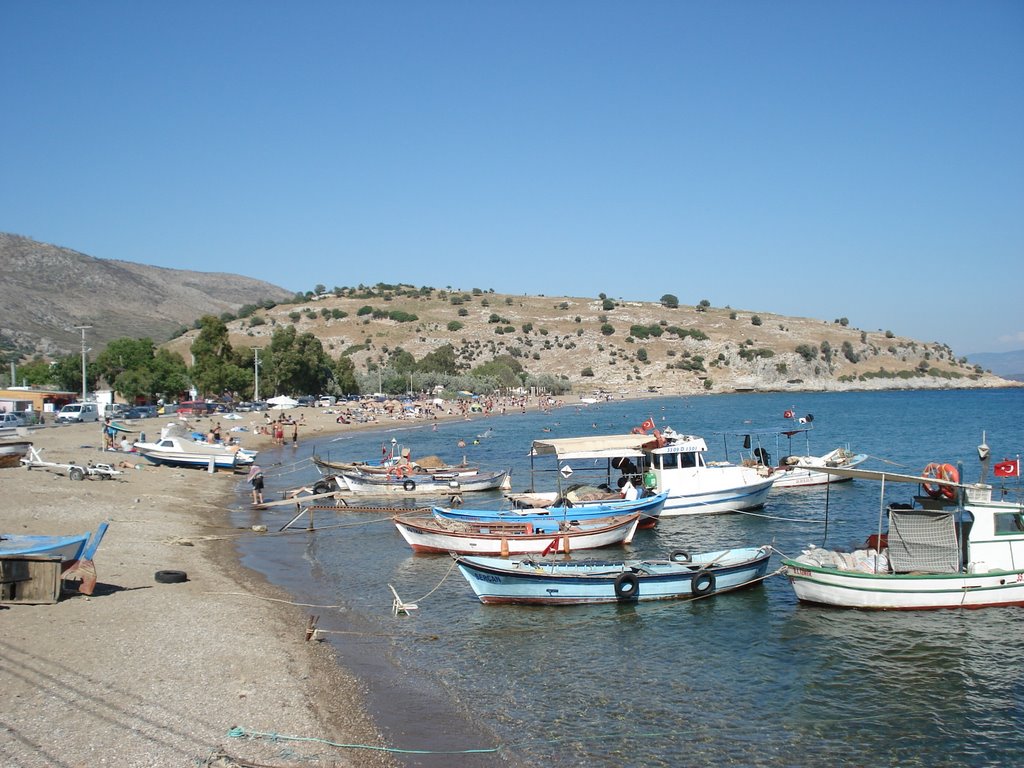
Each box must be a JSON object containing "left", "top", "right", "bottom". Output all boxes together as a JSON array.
[
  {"left": 1, "top": 398, "right": 563, "bottom": 767},
  {"left": 1, "top": 417, "right": 397, "bottom": 767}
]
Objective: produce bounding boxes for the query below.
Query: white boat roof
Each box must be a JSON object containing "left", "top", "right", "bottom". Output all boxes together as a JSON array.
[
  {"left": 811, "top": 465, "right": 964, "bottom": 487},
  {"left": 530, "top": 435, "right": 649, "bottom": 459}
]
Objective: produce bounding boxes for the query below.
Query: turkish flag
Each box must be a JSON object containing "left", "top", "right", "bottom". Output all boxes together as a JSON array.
[
  {"left": 994, "top": 459, "right": 1020, "bottom": 478},
  {"left": 639, "top": 418, "right": 656, "bottom": 433}
]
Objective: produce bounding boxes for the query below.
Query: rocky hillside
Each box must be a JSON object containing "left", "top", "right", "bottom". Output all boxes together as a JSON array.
[
  {"left": 0, "top": 233, "right": 294, "bottom": 358},
  {"left": 164, "top": 286, "right": 1014, "bottom": 396}
]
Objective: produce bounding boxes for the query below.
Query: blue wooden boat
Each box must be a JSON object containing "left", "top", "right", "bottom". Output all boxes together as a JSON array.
[
  {"left": 433, "top": 491, "right": 668, "bottom": 529},
  {"left": 456, "top": 545, "right": 772, "bottom": 604},
  {"left": 0, "top": 522, "right": 109, "bottom": 567}
]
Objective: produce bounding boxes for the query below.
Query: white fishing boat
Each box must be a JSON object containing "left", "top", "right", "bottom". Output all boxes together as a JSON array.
[
  {"left": 721, "top": 422, "right": 867, "bottom": 488},
  {"left": 782, "top": 439, "right": 1024, "bottom": 610},
  {"left": 528, "top": 427, "right": 774, "bottom": 516}
]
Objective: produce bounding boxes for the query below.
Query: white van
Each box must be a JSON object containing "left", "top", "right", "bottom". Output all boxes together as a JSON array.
[{"left": 56, "top": 403, "right": 101, "bottom": 423}]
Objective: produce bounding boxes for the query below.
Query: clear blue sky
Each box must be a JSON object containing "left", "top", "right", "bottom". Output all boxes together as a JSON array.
[{"left": 2, "top": 1, "right": 1021, "bottom": 355}]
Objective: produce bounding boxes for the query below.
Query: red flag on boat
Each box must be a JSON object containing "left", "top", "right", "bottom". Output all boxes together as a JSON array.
[
  {"left": 542, "top": 537, "right": 560, "bottom": 556},
  {"left": 638, "top": 417, "right": 656, "bottom": 434},
  {"left": 994, "top": 459, "right": 1020, "bottom": 478}
]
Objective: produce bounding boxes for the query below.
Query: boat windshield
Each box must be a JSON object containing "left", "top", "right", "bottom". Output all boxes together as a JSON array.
[{"left": 653, "top": 452, "right": 700, "bottom": 470}]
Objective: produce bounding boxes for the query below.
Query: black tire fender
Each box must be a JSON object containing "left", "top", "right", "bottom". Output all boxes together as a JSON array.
[
  {"left": 669, "top": 550, "right": 691, "bottom": 563},
  {"left": 613, "top": 571, "right": 640, "bottom": 600},
  {"left": 692, "top": 570, "right": 716, "bottom": 597},
  {"left": 155, "top": 570, "right": 188, "bottom": 584},
  {"left": 403, "top": 479, "right": 416, "bottom": 492},
  {"left": 312, "top": 480, "right": 333, "bottom": 495}
]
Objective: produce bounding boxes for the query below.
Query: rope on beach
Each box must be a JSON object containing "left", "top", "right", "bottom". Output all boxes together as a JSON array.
[
  {"left": 226, "top": 726, "right": 500, "bottom": 755},
  {"left": 204, "top": 591, "right": 342, "bottom": 610}
]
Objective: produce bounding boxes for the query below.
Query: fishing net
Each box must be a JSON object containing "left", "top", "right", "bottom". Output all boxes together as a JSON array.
[{"left": 887, "top": 509, "right": 960, "bottom": 573}]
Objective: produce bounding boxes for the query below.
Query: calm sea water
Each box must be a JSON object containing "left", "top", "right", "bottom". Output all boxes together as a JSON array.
[{"left": 234, "top": 389, "right": 1024, "bottom": 768}]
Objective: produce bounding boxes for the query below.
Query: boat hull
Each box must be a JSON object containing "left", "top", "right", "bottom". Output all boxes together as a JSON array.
[
  {"left": 394, "top": 514, "right": 639, "bottom": 555},
  {"left": 434, "top": 492, "right": 666, "bottom": 529},
  {"left": 659, "top": 474, "right": 774, "bottom": 516},
  {"left": 0, "top": 533, "right": 89, "bottom": 564},
  {"left": 135, "top": 448, "right": 241, "bottom": 469},
  {"left": 0, "top": 440, "right": 32, "bottom": 469},
  {"left": 770, "top": 452, "right": 869, "bottom": 488},
  {"left": 341, "top": 469, "right": 509, "bottom": 496},
  {"left": 458, "top": 547, "right": 772, "bottom": 604},
  {"left": 783, "top": 560, "right": 1024, "bottom": 610}
]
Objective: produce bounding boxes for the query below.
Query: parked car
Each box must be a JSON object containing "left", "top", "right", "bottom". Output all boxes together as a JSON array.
[
  {"left": 124, "top": 406, "right": 157, "bottom": 420},
  {"left": 105, "top": 404, "right": 129, "bottom": 419},
  {"left": 56, "top": 403, "right": 101, "bottom": 423},
  {"left": 316, "top": 396, "right": 337, "bottom": 407},
  {"left": 296, "top": 395, "right": 316, "bottom": 407},
  {"left": 0, "top": 412, "right": 26, "bottom": 428}
]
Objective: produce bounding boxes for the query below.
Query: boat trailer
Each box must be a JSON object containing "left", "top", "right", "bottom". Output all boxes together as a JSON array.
[{"left": 20, "top": 447, "right": 124, "bottom": 481}]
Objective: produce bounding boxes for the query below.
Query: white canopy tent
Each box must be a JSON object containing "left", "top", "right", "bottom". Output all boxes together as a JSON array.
[{"left": 266, "top": 395, "right": 298, "bottom": 410}]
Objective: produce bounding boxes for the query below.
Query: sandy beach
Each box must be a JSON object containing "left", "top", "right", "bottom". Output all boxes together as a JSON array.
[
  {"left": 0, "top": 409, "right": 424, "bottom": 768},
  {"left": 1, "top": 397, "right": 580, "bottom": 767}
]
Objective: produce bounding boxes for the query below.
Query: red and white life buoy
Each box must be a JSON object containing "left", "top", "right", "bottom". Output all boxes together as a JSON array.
[
  {"left": 921, "top": 463, "right": 958, "bottom": 501},
  {"left": 783, "top": 410, "right": 794, "bottom": 419}
]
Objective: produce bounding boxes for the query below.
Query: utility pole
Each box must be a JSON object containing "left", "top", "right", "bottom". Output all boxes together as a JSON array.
[
  {"left": 253, "top": 348, "right": 263, "bottom": 401},
  {"left": 74, "top": 325, "right": 92, "bottom": 402}
]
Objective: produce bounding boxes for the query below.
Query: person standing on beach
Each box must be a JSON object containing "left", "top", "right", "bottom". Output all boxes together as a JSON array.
[{"left": 292, "top": 422, "right": 298, "bottom": 447}]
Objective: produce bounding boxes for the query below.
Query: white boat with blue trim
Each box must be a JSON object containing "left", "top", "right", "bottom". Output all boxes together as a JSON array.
[{"left": 456, "top": 545, "right": 772, "bottom": 604}]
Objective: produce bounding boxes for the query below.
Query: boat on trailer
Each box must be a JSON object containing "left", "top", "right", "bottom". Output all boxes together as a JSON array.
[
  {"left": 456, "top": 545, "right": 773, "bottom": 604},
  {"left": 782, "top": 438, "right": 1024, "bottom": 610}
]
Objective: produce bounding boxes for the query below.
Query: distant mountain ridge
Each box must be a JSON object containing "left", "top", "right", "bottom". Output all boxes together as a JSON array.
[
  {"left": 2, "top": 233, "right": 1017, "bottom": 396},
  {"left": 0, "top": 232, "right": 294, "bottom": 358},
  {"left": 967, "top": 350, "right": 1024, "bottom": 381}
]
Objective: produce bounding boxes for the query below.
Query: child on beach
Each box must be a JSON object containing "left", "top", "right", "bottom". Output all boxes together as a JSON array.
[{"left": 248, "top": 465, "right": 264, "bottom": 504}]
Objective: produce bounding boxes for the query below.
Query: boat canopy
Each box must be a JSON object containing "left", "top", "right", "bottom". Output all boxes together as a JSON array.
[
  {"left": 804, "top": 465, "right": 965, "bottom": 488},
  {"left": 530, "top": 435, "right": 649, "bottom": 460}
]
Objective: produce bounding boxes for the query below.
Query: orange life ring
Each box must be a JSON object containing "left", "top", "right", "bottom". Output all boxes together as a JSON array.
[{"left": 922, "top": 462, "right": 958, "bottom": 500}]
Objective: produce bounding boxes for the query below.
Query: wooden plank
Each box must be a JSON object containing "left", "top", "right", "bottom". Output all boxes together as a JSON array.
[
  {"left": 253, "top": 490, "right": 343, "bottom": 509},
  {"left": 0, "top": 556, "right": 63, "bottom": 604}
]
